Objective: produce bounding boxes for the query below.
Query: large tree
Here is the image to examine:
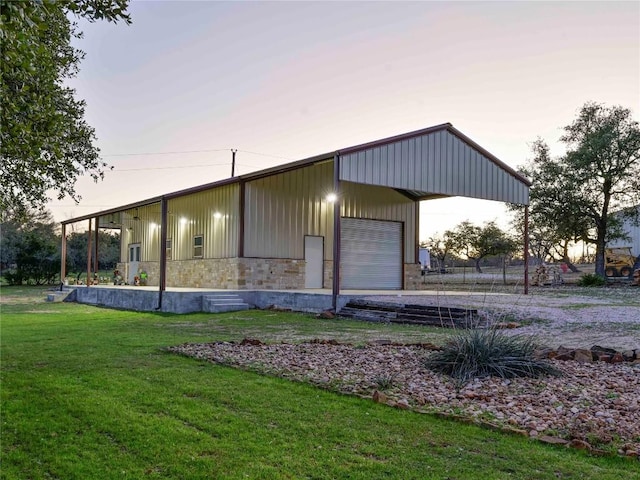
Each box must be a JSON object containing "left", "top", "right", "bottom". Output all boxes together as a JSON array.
[
  {"left": 0, "top": 0, "right": 131, "bottom": 215},
  {"left": 520, "top": 103, "right": 640, "bottom": 276},
  {"left": 448, "top": 221, "right": 517, "bottom": 274},
  {"left": 0, "top": 209, "right": 61, "bottom": 285}
]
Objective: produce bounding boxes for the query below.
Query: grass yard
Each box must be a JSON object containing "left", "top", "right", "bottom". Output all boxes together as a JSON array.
[{"left": 1, "top": 286, "right": 638, "bottom": 479}]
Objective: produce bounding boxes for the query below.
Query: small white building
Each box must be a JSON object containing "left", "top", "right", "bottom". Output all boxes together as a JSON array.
[{"left": 607, "top": 205, "right": 640, "bottom": 256}]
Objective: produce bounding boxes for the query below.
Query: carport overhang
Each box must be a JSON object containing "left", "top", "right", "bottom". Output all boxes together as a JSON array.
[{"left": 329, "top": 123, "right": 531, "bottom": 308}]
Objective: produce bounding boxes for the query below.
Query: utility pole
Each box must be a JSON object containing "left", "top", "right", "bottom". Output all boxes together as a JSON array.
[{"left": 231, "top": 149, "right": 237, "bottom": 177}]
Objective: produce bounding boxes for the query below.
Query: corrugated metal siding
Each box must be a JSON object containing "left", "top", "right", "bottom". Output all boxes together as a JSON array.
[
  {"left": 340, "top": 129, "right": 529, "bottom": 205},
  {"left": 244, "top": 162, "right": 335, "bottom": 259},
  {"left": 118, "top": 203, "right": 162, "bottom": 262},
  {"left": 244, "top": 163, "right": 417, "bottom": 263},
  {"left": 166, "top": 184, "right": 240, "bottom": 260}
]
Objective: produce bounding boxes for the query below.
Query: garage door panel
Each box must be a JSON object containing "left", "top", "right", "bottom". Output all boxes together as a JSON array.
[{"left": 341, "top": 218, "right": 402, "bottom": 290}]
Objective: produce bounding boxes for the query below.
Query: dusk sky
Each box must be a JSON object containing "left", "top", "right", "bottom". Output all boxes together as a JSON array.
[{"left": 50, "top": 1, "right": 640, "bottom": 240}]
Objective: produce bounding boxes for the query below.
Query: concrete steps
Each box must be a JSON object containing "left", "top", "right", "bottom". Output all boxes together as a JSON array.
[
  {"left": 202, "top": 293, "right": 251, "bottom": 313},
  {"left": 46, "top": 289, "right": 73, "bottom": 303},
  {"left": 339, "top": 299, "right": 480, "bottom": 328}
]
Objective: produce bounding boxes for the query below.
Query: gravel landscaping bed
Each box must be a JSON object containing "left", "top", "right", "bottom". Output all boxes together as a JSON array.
[{"left": 168, "top": 340, "right": 640, "bottom": 458}]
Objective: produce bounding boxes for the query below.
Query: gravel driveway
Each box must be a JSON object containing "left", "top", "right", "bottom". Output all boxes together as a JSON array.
[{"left": 363, "top": 287, "right": 640, "bottom": 350}]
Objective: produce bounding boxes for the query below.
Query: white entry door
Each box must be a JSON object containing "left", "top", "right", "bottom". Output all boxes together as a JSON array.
[
  {"left": 304, "top": 236, "right": 324, "bottom": 288},
  {"left": 128, "top": 243, "right": 141, "bottom": 284}
]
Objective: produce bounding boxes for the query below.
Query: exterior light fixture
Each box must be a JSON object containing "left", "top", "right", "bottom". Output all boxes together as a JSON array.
[
  {"left": 213, "top": 212, "right": 222, "bottom": 219},
  {"left": 326, "top": 193, "right": 337, "bottom": 203},
  {"left": 179, "top": 217, "right": 188, "bottom": 225}
]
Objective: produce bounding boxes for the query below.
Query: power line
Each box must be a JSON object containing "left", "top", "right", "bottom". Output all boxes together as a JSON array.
[
  {"left": 101, "top": 148, "right": 230, "bottom": 157},
  {"left": 100, "top": 148, "right": 293, "bottom": 161},
  {"left": 114, "top": 162, "right": 230, "bottom": 172},
  {"left": 236, "top": 149, "right": 293, "bottom": 160}
]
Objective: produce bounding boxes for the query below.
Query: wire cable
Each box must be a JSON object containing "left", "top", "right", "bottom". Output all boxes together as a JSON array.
[{"left": 101, "top": 148, "right": 230, "bottom": 157}]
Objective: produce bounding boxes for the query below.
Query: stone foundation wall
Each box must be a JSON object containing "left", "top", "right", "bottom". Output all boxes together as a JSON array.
[
  {"left": 164, "top": 257, "right": 306, "bottom": 289},
  {"left": 323, "top": 260, "right": 333, "bottom": 289},
  {"left": 138, "top": 261, "right": 160, "bottom": 286},
  {"left": 237, "top": 258, "right": 305, "bottom": 289},
  {"left": 404, "top": 263, "right": 423, "bottom": 290},
  {"left": 115, "top": 258, "right": 419, "bottom": 290},
  {"left": 167, "top": 258, "right": 238, "bottom": 289}
]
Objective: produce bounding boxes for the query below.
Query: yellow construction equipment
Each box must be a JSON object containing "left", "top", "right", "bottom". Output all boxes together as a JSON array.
[{"left": 604, "top": 247, "right": 640, "bottom": 278}]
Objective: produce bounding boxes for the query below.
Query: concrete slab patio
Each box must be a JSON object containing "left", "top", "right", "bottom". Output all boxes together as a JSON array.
[{"left": 64, "top": 284, "right": 511, "bottom": 314}]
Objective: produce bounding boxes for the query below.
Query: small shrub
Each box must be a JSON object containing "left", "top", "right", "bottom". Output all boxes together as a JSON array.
[
  {"left": 424, "top": 328, "right": 560, "bottom": 386},
  {"left": 577, "top": 273, "right": 606, "bottom": 287},
  {"left": 373, "top": 373, "right": 397, "bottom": 391}
]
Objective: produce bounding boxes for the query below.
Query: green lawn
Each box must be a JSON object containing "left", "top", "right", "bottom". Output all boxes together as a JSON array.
[{"left": 1, "top": 286, "right": 637, "bottom": 479}]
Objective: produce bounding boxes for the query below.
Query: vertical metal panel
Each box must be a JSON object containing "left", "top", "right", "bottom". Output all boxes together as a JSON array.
[
  {"left": 119, "top": 203, "right": 162, "bottom": 262},
  {"left": 244, "top": 162, "right": 334, "bottom": 259},
  {"left": 339, "top": 128, "right": 529, "bottom": 205},
  {"left": 164, "top": 184, "right": 239, "bottom": 261},
  {"left": 244, "top": 162, "right": 416, "bottom": 263}
]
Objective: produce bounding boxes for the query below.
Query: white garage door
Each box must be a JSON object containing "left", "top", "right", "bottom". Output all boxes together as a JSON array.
[{"left": 341, "top": 218, "right": 402, "bottom": 290}]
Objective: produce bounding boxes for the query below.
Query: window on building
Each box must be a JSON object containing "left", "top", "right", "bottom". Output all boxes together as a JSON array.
[
  {"left": 166, "top": 239, "right": 172, "bottom": 261},
  {"left": 193, "top": 235, "right": 203, "bottom": 258}
]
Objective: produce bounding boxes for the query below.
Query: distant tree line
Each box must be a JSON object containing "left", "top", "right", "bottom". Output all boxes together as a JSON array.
[{"left": 1, "top": 209, "right": 120, "bottom": 285}]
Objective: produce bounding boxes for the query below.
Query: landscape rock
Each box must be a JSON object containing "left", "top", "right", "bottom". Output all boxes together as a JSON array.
[
  {"left": 372, "top": 390, "right": 388, "bottom": 404},
  {"left": 573, "top": 349, "right": 593, "bottom": 363},
  {"left": 591, "top": 345, "right": 617, "bottom": 360},
  {"left": 538, "top": 435, "right": 569, "bottom": 445},
  {"left": 611, "top": 352, "right": 624, "bottom": 364},
  {"left": 555, "top": 346, "right": 573, "bottom": 361},
  {"left": 168, "top": 340, "right": 640, "bottom": 455}
]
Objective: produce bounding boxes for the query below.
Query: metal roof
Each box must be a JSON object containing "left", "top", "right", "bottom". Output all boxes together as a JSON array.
[{"left": 62, "top": 123, "right": 530, "bottom": 224}]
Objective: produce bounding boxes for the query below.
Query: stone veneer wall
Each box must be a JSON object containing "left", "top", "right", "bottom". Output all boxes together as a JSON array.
[
  {"left": 404, "top": 263, "right": 423, "bottom": 290},
  {"left": 167, "top": 258, "right": 238, "bottom": 289},
  {"left": 236, "top": 258, "right": 305, "bottom": 289},
  {"left": 323, "top": 260, "right": 333, "bottom": 289},
  {"left": 165, "top": 257, "right": 306, "bottom": 289},
  {"left": 114, "top": 261, "right": 160, "bottom": 285},
  {"left": 138, "top": 261, "right": 160, "bottom": 286},
  {"left": 116, "top": 258, "right": 420, "bottom": 290}
]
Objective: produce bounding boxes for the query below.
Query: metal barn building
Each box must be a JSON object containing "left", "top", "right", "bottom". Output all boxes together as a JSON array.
[{"left": 61, "top": 123, "right": 531, "bottom": 305}]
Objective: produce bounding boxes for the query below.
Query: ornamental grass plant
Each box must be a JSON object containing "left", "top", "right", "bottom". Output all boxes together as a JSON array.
[
  {"left": 576, "top": 273, "right": 607, "bottom": 287},
  {"left": 425, "top": 327, "right": 560, "bottom": 387}
]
